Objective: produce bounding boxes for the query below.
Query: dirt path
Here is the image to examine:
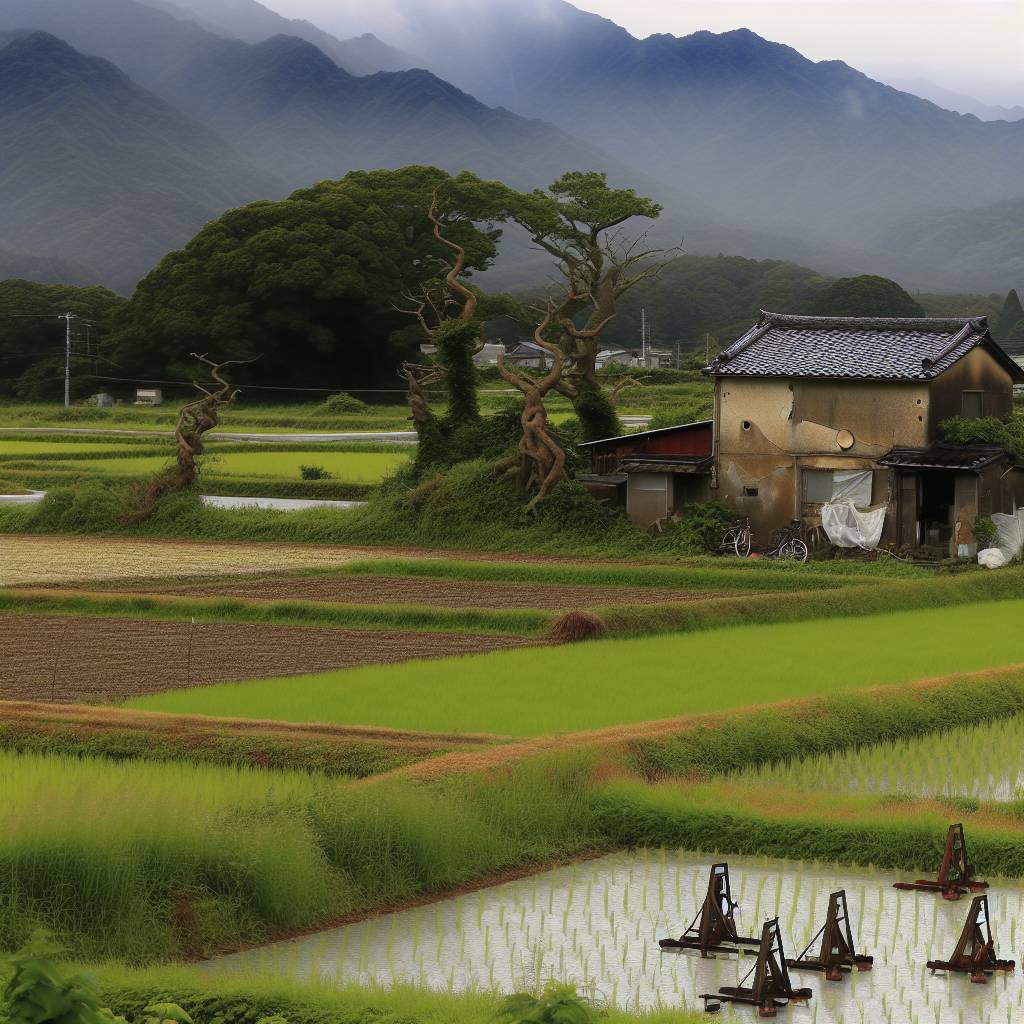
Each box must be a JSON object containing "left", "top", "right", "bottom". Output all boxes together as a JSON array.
[
  {"left": 111, "top": 575, "right": 727, "bottom": 609},
  {"left": 0, "top": 613, "right": 534, "bottom": 703}
]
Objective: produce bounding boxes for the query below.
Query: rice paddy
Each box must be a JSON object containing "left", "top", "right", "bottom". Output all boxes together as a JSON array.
[
  {"left": 211, "top": 850, "right": 1024, "bottom": 1022},
  {"left": 730, "top": 715, "right": 1024, "bottom": 803},
  {"left": 129, "top": 599, "right": 1024, "bottom": 735},
  {"left": 36, "top": 450, "right": 409, "bottom": 482}
]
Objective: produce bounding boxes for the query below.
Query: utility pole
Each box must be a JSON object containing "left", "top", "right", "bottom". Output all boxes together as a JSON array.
[
  {"left": 640, "top": 307, "right": 648, "bottom": 364},
  {"left": 61, "top": 311, "right": 74, "bottom": 409},
  {"left": 705, "top": 332, "right": 711, "bottom": 365}
]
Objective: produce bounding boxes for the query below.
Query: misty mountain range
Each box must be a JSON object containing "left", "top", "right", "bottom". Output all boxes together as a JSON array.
[{"left": 0, "top": 0, "right": 1022, "bottom": 296}]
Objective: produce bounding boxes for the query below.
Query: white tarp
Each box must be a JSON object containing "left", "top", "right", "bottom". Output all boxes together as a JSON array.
[
  {"left": 831, "top": 470, "right": 873, "bottom": 506},
  {"left": 821, "top": 497, "right": 887, "bottom": 550},
  {"left": 990, "top": 508, "right": 1024, "bottom": 563}
]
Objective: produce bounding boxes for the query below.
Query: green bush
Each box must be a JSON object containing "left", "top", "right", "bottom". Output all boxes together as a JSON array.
[
  {"left": 318, "top": 393, "right": 368, "bottom": 414},
  {"left": 656, "top": 501, "right": 733, "bottom": 554},
  {"left": 299, "top": 465, "right": 332, "bottom": 481},
  {"left": 974, "top": 515, "right": 998, "bottom": 550}
]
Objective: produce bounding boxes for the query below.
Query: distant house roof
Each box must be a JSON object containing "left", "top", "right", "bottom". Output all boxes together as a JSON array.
[
  {"left": 578, "top": 419, "right": 713, "bottom": 449},
  {"left": 705, "top": 311, "right": 1024, "bottom": 383},
  {"left": 878, "top": 443, "right": 1014, "bottom": 472},
  {"left": 506, "top": 341, "right": 549, "bottom": 358}
]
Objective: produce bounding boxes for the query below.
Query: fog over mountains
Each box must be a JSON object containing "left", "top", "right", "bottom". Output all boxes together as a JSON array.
[{"left": 1, "top": 0, "right": 1022, "bottom": 294}]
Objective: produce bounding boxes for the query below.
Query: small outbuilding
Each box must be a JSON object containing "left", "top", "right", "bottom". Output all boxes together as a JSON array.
[{"left": 579, "top": 420, "right": 713, "bottom": 527}]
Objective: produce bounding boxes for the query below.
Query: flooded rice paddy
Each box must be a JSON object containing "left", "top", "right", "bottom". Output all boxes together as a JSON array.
[
  {"left": 729, "top": 717, "right": 1024, "bottom": 803},
  {"left": 212, "top": 850, "right": 1024, "bottom": 1023}
]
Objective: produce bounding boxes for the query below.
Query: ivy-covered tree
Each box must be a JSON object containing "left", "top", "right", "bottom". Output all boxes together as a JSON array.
[
  {"left": 111, "top": 167, "right": 501, "bottom": 392},
  {"left": 456, "top": 171, "right": 670, "bottom": 441}
]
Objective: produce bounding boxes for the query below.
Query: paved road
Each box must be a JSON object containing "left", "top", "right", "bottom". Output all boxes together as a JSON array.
[{"left": 0, "top": 426, "right": 418, "bottom": 444}]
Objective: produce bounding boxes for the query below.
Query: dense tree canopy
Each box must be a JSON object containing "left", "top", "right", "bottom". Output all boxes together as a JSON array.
[
  {"left": 995, "top": 288, "right": 1024, "bottom": 342},
  {"left": 112, "top": 167, "right": 502, "bottom": 391},
  {"left": 811, "top": 275, "right": 925, "bottom": 319},
  {"left": 0, "top": 279, "right": 127, "bottom": 400}
]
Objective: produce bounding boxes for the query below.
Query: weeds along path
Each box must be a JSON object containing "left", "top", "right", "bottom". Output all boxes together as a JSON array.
[
  {"left": 0, "top": 613, "right": 535, "bottom": 702},
  {"left": 373, "top": 662, "right": 1024, "bottom": 784},
  {"left": 0, "top": 701, "right": 507, "bottom": 775}
]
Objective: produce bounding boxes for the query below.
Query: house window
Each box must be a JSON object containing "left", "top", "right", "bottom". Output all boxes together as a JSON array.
[
  {"left": 961, "top": 391, "right": 983, "bottom": 419},
  {"left": 802, "top": 469, "right": 873, "bottom": 507},
  {"left": 743, "top": 487, "right": 759, "bottom": 497}
]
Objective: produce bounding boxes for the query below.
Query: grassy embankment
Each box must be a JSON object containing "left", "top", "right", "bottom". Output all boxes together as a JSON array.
[
  {"left": 81, "top": 972, "right": 704, "bottom": 1024},
  {"left": 130, "top": 589, "right": 1024, "bottom": 734}
]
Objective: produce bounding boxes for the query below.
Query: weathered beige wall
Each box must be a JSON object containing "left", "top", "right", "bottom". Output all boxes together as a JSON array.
[
  {"left": 929, "top": 347, "right": 1015, "bottom": 428},
  {"left": 714, "top": 378, "right": 927, "bottom": 540}
]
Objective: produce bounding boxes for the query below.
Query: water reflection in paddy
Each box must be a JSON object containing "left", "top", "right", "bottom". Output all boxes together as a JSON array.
[{"left": 212, "top": 851, "right": 1024, "bottom": 1022}]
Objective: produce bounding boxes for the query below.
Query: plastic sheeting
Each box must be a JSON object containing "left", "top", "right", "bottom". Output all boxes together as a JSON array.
[
  {"left": 991, "top": 509, "right": 1024, "bottom": 563},
  {"left": 821, "top": 497, "right": 887, "bottom": 550},
  {"left": 979, "top": 548, "right": 1009, "bottom": 569}
]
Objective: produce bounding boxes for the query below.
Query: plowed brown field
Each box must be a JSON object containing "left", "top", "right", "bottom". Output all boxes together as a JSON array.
[
  {"left": 0, "top": 614, "right": 534, "bottom": 703},
  {"left": 117, "top": 575, "right": 718, "bottom": 609}
]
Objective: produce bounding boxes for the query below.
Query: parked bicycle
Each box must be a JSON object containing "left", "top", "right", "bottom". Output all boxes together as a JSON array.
[{"left": 719, "top": 518, "right": 809, "bottom": 563}]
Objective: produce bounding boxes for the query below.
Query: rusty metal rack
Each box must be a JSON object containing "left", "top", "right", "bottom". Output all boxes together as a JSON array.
[
  {"left": 701, "top": 918, "right": 813, "bottom": 1017},
  {"left": 893, "top": 823, "right": 988, "bottom": 900},
  {"left": 785, "top": 890, "right": 873, "bottom": 981},
  {"left": 927, "top": 894, "right": 1015, "bottom": 983},
  {"left": 659, "top": 863, "right": 760, "bottom": 958}
]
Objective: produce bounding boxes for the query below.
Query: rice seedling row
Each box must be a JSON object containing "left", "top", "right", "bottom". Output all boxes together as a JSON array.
[
  {"left": 212, "top": 850, "right": 1024, "bottom": 1023},
  {"left": 730, "top": 715, "right": 1024, "bottom": 803}
]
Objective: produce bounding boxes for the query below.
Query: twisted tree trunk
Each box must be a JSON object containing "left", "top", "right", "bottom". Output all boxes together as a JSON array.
[
  {"left": 127, "top": 353, "right": 254, "bottom": 521},
  {"left": 496, "top": 303, "right": 567, "bottom": 510}
]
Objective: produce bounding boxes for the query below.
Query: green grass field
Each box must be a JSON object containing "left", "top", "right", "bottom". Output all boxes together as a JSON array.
[{"left": 129, "top": 598, "right": 1024, "bottom": 734}]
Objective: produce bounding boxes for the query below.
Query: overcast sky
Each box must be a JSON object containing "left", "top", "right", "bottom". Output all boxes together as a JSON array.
[{"left": 268, "top": 0, "right": 1024, "bottom": 103}]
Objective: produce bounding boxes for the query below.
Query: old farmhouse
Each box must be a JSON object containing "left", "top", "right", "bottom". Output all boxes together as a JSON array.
[{"left": 583, "top": 312, "right": 1024, "bottom": 556}]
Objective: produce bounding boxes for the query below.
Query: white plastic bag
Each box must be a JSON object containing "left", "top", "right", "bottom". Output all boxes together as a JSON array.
[
  {"left": 978, "top": 547, "right": 1008, "bottom": 569},
  {"left": 821, "top": 497, "right": 887, "bottom": 550},
  {"left": 991, "top": 509, "right": 1024, "bottom": 563}
]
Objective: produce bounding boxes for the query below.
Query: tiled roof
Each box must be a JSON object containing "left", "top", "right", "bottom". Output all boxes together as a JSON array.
[
  {"left": 879, "top": 444, "right": 1011, "bottom": 472},
  {"left": 705, "top": 311, "right": 1023, "bottom": 381}
]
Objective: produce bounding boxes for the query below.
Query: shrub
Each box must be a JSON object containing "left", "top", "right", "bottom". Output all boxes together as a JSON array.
[
  {"left": 656, "top": 501, "right": 733, "bottom": 554},
  {"left": 547, "top": 611, "right": 607, "bottom": 643},
  {"left": 497, "top": 985, "right": 596, "bottom": 1024},
  {"left": 318, "top": 393, "right": 368, "bottom": 414},
  {"left": 973, "top": 515, "right": 998, "bottom": 550},
  {"left": 299, "top": 465, "right": 332, "bottom": 481},
  {"left": 646, "top": 404, "right": 710, "bottom": 431}
]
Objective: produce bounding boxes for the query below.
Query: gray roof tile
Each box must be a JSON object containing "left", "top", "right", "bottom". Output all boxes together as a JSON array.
[{"left": 705, "top": 312, "right": 1020, "bottom": 381}]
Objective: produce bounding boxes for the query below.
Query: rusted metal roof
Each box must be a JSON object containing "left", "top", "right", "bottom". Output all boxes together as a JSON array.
[
  {"left": 878, "top": 443, "right": 1011, "bottom": 472},
  {"left": 619, "top": 455, "right": 713, "bottom": 474},
  {"left": 578, "top": 419, "right": 712, "bottom": 449},
  {"left": 706, "top": 312, "right": 1024, "bottom": 383}
]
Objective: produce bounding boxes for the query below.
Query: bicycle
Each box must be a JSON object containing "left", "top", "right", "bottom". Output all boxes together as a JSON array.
[
  {"left": 720, "top": 517, "right": 752, "bottom": 558},
  {"left": 766, "top": 520, "right": 810, "bottom": 563}
]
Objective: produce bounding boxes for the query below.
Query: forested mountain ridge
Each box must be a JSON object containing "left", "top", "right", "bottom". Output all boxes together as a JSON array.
[
  {"left": 0, "top": 31, "right": 280, "bottom": 292},
  {"left": 145, "top": 0, "right": 419, "bottom": 75},
  {"left": 313, "top": 0, "right": 1024, "bottom": 288}
]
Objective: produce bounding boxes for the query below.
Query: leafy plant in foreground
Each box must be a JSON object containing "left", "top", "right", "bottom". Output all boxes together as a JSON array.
[
  {"left": 497, "top": 984, "right": 597, "bottom": 1024},
  {"left": 2, "top": 933, "right": 108, "bottom": 1024}
]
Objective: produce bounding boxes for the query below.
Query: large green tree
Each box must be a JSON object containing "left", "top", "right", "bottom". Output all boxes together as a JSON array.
[
  {"left": 0, "top": 280, "right": 126, "bottom": 400},
  {"left": 995, "top": 288, "right": 1024, "bottom": 341},
  {"left": 454, "top": 171, "right": 667, "bottom": 441},
  {"left": 811, "top": 275, "right": 925, "bottom": 319},
  {"left": 112, "top": 167, "right": 501, "bottom": 392}
]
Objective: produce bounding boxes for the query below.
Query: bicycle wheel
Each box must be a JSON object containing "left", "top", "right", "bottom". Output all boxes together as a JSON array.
[
  {"left": 733, "top": 528, "right": 752, "bottom": 558},
  {"left": 779, "top": 538, "right": 809, "bottom": 563}
]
